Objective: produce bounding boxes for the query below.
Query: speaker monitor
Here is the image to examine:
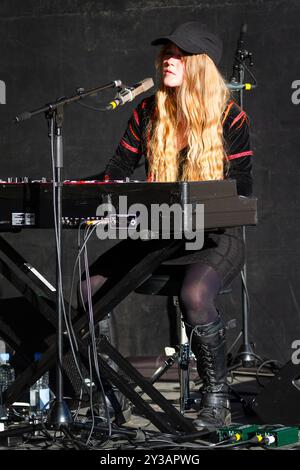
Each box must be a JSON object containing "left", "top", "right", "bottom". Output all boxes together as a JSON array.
[{"left": 252, "top": 361, "right": 300, "bottom": 425}]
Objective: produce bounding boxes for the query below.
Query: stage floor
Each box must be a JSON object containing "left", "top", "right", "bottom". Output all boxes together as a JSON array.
[{"left": 1, "top": 367, "right": 299, "bottom": 451}]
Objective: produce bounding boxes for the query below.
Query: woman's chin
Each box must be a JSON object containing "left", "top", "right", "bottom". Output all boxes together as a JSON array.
[{"left": 163, "top": 77, "right": 180, "bottom": 88}]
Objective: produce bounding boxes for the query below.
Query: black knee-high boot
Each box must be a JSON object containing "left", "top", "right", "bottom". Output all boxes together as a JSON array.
[{"left": 186, "top": 316, "right": 231, "bottom": 430}]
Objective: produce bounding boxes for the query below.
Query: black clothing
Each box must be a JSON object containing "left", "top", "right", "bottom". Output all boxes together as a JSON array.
[
  {"left": 95, "top": 95, "right": 253, "bottom": 430},
  {"left": 185, "top": 317, "right": 231, "bottom": 430},
  {"left": 180, "top": 263, "right": 221, "bottom": 325},
  {"left": 101, "top": 96, "right": 252, "bottom": 284},
  {"left": 151, "top": 22, "right": 223, "bottom": 65},
  {"left": 87, "top": 226, "right": 244, "bottom": 289},
  {"left": 105, "top": 95, "right": 253, "bottom": 197}
]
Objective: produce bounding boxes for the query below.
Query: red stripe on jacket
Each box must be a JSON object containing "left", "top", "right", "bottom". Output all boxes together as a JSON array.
[
  {"left": 129, "top": 123, "right": 140, "bottom": 142},
  {"left": 120, "top": 139, "right": 139, "bottom": 154},
  {"left": 227, "top": 150, "right": 253, "bottom": 160},
  {"left": 133, "top": 109, "right": 139, "bottom": 126},
  {"left": 230, "top": 111, "right": 246, "bottom": 129}
]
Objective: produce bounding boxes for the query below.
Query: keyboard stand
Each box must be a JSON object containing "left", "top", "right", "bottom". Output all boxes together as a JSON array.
[
  {"left": 2, "top": 237, "right": 195, "bottom": 434},
  {"left": 0, "top": 235, "right": 62, "bottom": 325}
]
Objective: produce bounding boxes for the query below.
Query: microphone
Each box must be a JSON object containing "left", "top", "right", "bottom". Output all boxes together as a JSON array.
[
  {"left": 226, "top": 82, "right": 256, "bottom": 91},
  {"left": 239, "top": 23, "right": 248, "bottom": 46},
  {"left": 15, "top": 111, "right": 32, "bottom": 123},
  {"left": 107, "top": 78, "right": 154, "bottom": 110},
  {"left": 230, "top": 23, "right": 248, "bottom": 83}
]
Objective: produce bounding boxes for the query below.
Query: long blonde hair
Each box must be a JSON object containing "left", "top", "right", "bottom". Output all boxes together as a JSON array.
[{"left": 148, "top": 50, "right": 230, "bottom": 182}]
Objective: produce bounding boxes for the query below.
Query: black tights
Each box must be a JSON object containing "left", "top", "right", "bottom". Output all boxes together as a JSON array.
[
  {"left": 79, "top": 262, "right": 221, "bottom": 328},
  {"left": 179, "top": 263, "right": 221, "bottom": 326}
]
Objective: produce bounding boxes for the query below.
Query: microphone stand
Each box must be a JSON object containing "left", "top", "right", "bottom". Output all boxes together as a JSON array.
[
  {"left": 229, "top": 24, "right": 256, "bottom": 369},
  {"left": 46, "top": 103, "right": 72, "bottom": 427},
  {"left": 14, "top": 80, "right": 121, "bottom": 428}
]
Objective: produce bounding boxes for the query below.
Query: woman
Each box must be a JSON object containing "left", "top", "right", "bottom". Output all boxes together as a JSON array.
[{"left": 83, "top": 22, "right": 253, "bottom": 430}]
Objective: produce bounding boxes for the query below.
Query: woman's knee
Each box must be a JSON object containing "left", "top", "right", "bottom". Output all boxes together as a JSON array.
[{"left": 179, "top": 282, "right": 210, "bottom": 312}]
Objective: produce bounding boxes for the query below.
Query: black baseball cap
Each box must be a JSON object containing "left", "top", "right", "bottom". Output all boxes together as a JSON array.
[{"left": 151, "top": 22, "right": 222, "bottom": 65}]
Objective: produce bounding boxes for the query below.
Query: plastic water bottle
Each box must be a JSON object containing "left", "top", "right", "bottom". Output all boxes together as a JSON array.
[
  {"left": 29, "top": 353, "right": 50, "bottom": 416},
  {"left": 0, "top": 353, "right": 15, "bottom": 420},
  {"left": 0, "top": 353, "right": 15, "bottom": 393}
]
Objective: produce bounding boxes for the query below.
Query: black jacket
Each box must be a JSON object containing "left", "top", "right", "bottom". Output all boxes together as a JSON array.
[{"left": 105, "top": 95, "right": 253, "bottom": 196}]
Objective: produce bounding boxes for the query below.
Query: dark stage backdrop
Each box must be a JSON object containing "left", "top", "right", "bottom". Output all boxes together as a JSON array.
[{"left": 0, "top": 0, "right": 299, "bottom": 364}]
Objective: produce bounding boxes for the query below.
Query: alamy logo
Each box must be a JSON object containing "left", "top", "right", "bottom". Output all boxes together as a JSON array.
[
  {"left": 96, "top": 196, "right": 204, "bottom": 250},
  {"left": 291, "top": 80, "right": 300, "bottom": 105},
  {"left": 0, "top": 80, "right": 6, "bottom": 104},
  {"left": 291, "top": 340, "right": 300, "bottom": 365}
]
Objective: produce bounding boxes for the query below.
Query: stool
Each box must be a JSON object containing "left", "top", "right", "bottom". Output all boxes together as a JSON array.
[{"left": 135, "top": 265, "right": 231, "bottom": 414}]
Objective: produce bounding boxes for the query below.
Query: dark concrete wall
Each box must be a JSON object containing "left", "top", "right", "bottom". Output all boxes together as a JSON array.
[{"left": 0, "top": 0, "right": 299, "bottom": 364}]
